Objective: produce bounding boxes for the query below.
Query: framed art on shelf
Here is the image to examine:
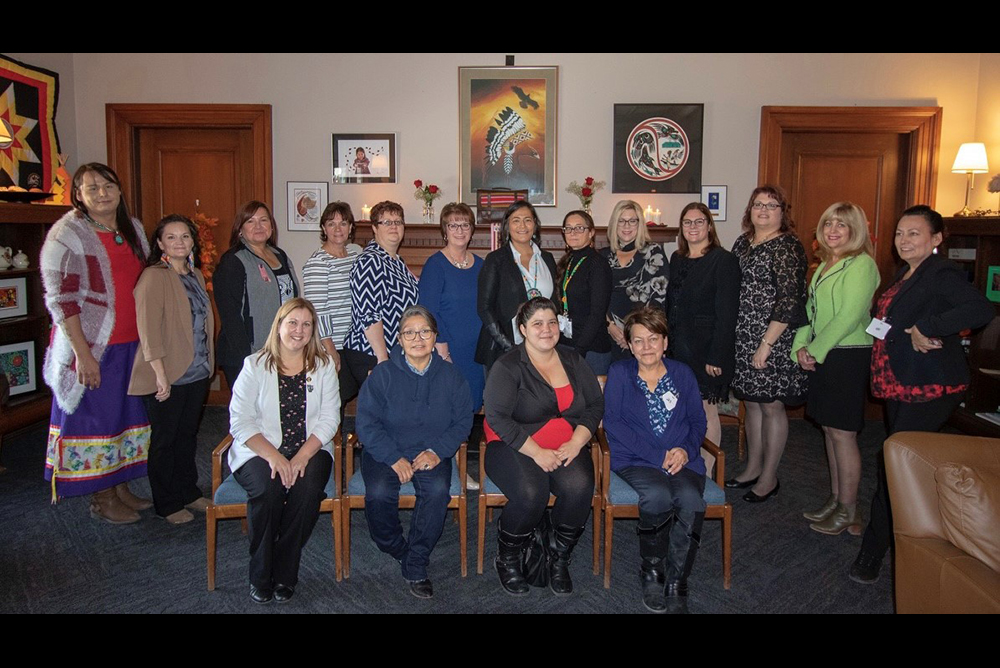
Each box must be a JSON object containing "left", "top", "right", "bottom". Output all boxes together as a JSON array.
[
  {"left": 332, "top": 134, "right": 396, "bottom": 183},
  {"left": 613, "top": 103, "right": 704, "bottom": 194},
  {"left": 0, "top": 340, "right": 36, "bottom": 396},
  {"left": 701, "top": 185, "right": 727, "bottom": 222},
  {"left": 459, "top": 65, "right": 558, "bottom": 207},
  {"left": 0, "top": 276, "right": 28, "bottom": 318},
  {"left": 987, "top": 265, "right": 1000, "bottom": 303},
  {"left": 287, "top": 182, "right": 329, "bottom": 232}
]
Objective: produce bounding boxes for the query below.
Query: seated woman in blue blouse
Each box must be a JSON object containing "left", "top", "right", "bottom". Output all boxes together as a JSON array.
[
  {"left": 356, "top": 305, "right": 472, "bottom": 599},
  {"left": 603, "top": 306, "right": 707, "bottom": 614}
]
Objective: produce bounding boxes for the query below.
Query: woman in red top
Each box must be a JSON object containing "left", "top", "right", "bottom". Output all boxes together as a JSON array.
[
  {"left": 851, "top": 205, "right": 994, "bottom": 584},
  {"left": 483, "top": 297, "right": 604, "bottom": 596}
]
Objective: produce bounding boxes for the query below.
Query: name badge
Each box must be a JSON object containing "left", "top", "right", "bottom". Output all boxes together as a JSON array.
[
  {"left": 662, "top": 391, "right": 678, "bottom": 410},
  {"left": 866, "top": 318, "right": 891, "bottom": 340},
  {"left": 558, "top": 314, "right": 573, "bottom": 338}
]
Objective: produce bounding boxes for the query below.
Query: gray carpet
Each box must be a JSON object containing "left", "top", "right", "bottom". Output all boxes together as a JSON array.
[{"left": 0, "top": 408, "right": 894, "bottom": 613}]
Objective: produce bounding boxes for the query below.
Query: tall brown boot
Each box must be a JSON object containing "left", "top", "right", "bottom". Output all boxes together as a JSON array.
[
  {"left": 90, "top": 488, "right": 141, "bottom": 524},
  {"left": 115, "top": 482, "right": 152, "bottom": 511}
]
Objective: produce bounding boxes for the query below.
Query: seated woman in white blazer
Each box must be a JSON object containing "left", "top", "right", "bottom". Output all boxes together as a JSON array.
[{"left": 229, "top": 297, "right": 341, "bottom": 605}]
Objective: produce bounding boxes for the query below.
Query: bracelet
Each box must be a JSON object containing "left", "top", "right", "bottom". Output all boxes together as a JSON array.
[{"left": 761, "top": 339, "right": 773, "bottom": 348}]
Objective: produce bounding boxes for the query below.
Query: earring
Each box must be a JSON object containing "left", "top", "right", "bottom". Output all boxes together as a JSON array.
[
  {"left": 161, "top": 253, "right": 170, "bottom": 266},
  {"left": 187, "top": 252, "right": 195, "bottom": 270}
]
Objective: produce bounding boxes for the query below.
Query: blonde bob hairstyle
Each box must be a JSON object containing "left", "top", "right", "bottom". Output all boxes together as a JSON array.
[
  {"left": 256, "top": 297, "right": 330, "bottom": 374},
  {"left": 814, "top": 201, "right": 874, "bottom": 263},
  {"left": 607, "top": 199, "right": 651, "bottom": 252}
]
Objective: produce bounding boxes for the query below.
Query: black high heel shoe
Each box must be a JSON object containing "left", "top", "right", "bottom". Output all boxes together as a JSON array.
[
  {"left": 743, "top": 480, "right": 780, "bottom": 503},
  {"left": 724, "top": 476, "right": 759, "bottom": 489}
]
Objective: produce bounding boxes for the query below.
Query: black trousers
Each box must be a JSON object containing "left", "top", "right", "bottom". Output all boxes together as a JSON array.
[
  {"left": 221, "top": 363, "right": 243, "bottom": 394},
  {"left": 233, "top": 451, "right": 333, "bottom": 589},
  {"left": 485, "top": 440, "right": 594, "bottom": 534},
  {"left": 860, "top": 392, "right": 964, "bottom": 561},
  {"left": 142, "top": 377, "right": 210, "bottom": 517},
  {"left": 338, "top": 348, "right": 378, "bottom": 408}
]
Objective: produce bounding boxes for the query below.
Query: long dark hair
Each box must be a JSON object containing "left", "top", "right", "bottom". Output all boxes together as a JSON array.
[
  {"left": 500, "top": 200, "right": 541, "bottom": 246},
  {"left": 230, "top": 200, "right": 279, "bottom": 247},
  {"left": 677, "top": 202, "right": 721, "bottom": 257},
  {"left": 556, "top": 209, "right": 595, "bottom": 283},
  {"left": 71, "top": 163, "right": 145, "bottom": 262},
  {"left": 146, "top": 214, "right": 202, "bottom": 268}
]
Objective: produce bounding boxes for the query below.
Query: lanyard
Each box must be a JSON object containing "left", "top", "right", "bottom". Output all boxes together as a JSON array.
[
  {"left": 560, "top": 256, "right": 587, "bottom": 313},
  {"left": 520, "top": 252, "right": 540, "bottom": 297}
]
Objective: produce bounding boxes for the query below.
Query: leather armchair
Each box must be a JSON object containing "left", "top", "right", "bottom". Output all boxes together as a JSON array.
[{"left": 885, "top": 431, "right": 1000, "bottom": 614}]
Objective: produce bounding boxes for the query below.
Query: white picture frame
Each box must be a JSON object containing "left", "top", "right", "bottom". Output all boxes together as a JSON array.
[
  {"left": 286, "top": 181, "right": 329, "bottom": 232},
  {"left": 0, "top": 276, "right": 28, "bottom": 318},
  {"left": 701, "top": 185, "right": 728, "bottom": 222},
  {"left": 0, "top": 339, "right": 36, "bottom": 396}
]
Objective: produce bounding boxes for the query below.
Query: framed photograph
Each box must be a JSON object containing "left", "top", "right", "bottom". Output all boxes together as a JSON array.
[
  {"left": 701, "top": 185, "right": 728, "bottom": 222},
  {"left": 987, "top": 265, "right": 1000, "bottom": 303},
  {"left": 332, "top": 133, "right": 396, "bottom": 183},
  {"left": 286, "top": 181, "right": 329, "bottom": 232},
  {"left": 613, "top": 103, "right": 704, "bottom": 194},
  {"left": 0, "top": 340, "right": 36, "bottom": 396},
  {"left": 0, "top": 276, "right": 28, "bottom": 318},
  {"left": 459, "top": 65, "right": 558, "bottom": 207}
]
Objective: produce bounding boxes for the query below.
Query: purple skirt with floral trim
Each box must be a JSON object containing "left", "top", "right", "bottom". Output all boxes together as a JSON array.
[{"left": 44, "top": 341, "right": 150, "bottom": 499}]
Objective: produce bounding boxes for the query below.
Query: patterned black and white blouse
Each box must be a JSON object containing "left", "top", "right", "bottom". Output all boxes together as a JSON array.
[
  {"left": 343, "top": 240, "right": 420, "bottom": 356},
  {"left": 277, "top": 369, "right": 307, "bottom": 458},
  {"left": 599, "top": 242, "right": 669, "bottom": 321}
]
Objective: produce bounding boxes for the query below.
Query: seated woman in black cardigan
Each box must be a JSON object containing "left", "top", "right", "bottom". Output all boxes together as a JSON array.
[
  {"left": 556, "top": 210, "right": 614, "bottom": 375},
  {"left": 483, "top": 297, "right": 604, "bottom": 596},
  {"left": 603, "top": 307, "right": 707, "bottom": 614}
]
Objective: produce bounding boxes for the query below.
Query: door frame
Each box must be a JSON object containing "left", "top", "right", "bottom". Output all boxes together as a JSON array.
[
  {"left": 105, "top": 103, "right": 272, "bottom": 210},
  {"left": 758, "top": 106, "right": 943, "bottom": 207}
]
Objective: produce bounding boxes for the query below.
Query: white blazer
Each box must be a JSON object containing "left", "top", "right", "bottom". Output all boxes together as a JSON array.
[{"left": 228, "top": 352, "right": 342, "bottom": 473}]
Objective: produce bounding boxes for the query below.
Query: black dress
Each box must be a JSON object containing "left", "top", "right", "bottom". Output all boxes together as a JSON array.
[
  {"left": 667, "top": 247, "right": 741, "bottom": 403},
  {"left": 730, "top": 234, "right": 808, "bottom": 404},
  {"left": 556, "top": 246, "right": 613, "bottom": 356}
]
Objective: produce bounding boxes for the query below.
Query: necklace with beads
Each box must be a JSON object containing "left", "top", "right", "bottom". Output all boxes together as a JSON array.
[
  {"left": 86, "top": 215, "right": 123, "bottom": 245},
  {"left": 445, "top": 248, "right": 470, "bottom": 269}
]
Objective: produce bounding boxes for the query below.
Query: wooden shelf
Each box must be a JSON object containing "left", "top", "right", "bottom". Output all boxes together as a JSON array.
[
  {"left": 0, "top": 202, "right": 71, "bottom": 224},
  {"left": 0, "top": 268, "right": 39, "bottom": 277}
]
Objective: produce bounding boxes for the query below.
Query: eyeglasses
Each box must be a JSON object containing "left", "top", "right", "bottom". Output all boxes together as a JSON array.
[
  {"left": 446, "top": 222, "right": 472, "bottom": 231},
  {"left": 378, "top": 219, "right": 404, "bottom": 227},
  {"left": 80, "top": 183, "right": 120, "bottom": 195},
  {"left": 681, "top": 218, "right": 708, "bottom": 228},
  {"left": 562, "top": 225, "right": 590, "bottom": 235},
  {"left": 751, "top": 202, "right": 781, "bottom": 211},
  {"left": 617, "top": 218, "right": 641, "bottom": 228},
  {"left": 400, "top": 328, "right": 434, "bottom": 341}
]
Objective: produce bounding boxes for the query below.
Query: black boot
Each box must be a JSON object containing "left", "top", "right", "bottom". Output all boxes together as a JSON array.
[
  {"left": 495, "top": 523, "right": 531, "bottom": 596},
  {"left": 548, "top": 523, "right": 585, "bottom": 596},
  {"left": 637, "top": 514, "right": 672, "bottom": 613},
  {"left": 664, "top": 509, "right": 704, "bottom": 614}
]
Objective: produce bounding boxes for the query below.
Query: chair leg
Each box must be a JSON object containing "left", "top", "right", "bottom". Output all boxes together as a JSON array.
[
  {"left": 487, "top": 507, "right": 493, "bottom": 523},
  {"left": 592, "top": 499, "right": 601, "bottom": 575},
  {"left": 603, "top": 506, "right": 613, "bottom": 589},
  {"left": 723, "top": 504, "right": 732, "bottom": 590},
  {"left": 240, "top": 518, "right": 248, "bottom": 535},
  {"left": 333, "top": 499, "right": 343, "bottom": 582},
  {"left": 477, "top": 497, "right": 487, "bottom": 575},
  {"left": 459, "top": 496, "right": 468, "bottom": 578},
  {"left": 206, "top": 508, "right": 217, "bottom": 591},
  {"left": 343, "top": 502, "right": 351, "bottom": 579}
]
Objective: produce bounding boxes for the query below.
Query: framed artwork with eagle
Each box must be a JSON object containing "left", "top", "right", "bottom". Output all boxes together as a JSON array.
[{"left": 459, "top": 66, "right": 558, "bottom": 207}]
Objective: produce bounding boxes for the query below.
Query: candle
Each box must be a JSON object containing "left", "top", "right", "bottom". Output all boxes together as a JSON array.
[
  {"left": 334, "top": 167, "right": 342, "bottom": 182},
  {"left": 653, "top": 208, "right": 661, "bottom": 225},
  {"left": 361, "top": 204, "right": 371, "bottom": 221},
  {"left": 645, "top": 205, "right": 653, "bottom": 223}
]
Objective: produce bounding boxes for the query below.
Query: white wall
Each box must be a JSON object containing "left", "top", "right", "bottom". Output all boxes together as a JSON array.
[{"left": 55, "top": 52, "right": 988, "bottom": 271}]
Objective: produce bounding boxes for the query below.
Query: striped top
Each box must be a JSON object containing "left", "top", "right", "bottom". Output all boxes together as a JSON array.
[
  {"left": 302, "top": 243, "right": 363, "bottom": 348},
  {"left": 343, "top": 240, "right": 420, "bottom": 355}
]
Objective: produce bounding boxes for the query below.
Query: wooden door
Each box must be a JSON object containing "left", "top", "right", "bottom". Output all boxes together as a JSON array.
[{"left": 137, "top": 127, "right": 255, "bottom": 255}]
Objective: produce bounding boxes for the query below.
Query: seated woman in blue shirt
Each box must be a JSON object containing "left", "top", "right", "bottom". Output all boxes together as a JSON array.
[
  {"left": 356, "top": 305, "right": 473, "bottom": 599},
  {"left": 603, "top": 307, "right": 707, "bottom": 614}
]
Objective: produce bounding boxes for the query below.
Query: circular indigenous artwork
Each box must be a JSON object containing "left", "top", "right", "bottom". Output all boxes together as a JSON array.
[{"left": 626, "top": 117, "right": 690, "bottom": 182}]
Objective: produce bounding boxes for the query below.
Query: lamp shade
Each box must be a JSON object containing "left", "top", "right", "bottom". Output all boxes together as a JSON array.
[{"left": 951, "top": 142, "right": 989, "bottom": 173}]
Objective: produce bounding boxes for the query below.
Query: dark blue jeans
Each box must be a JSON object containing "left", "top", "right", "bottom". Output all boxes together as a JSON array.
[
  {"left": 361, "top": 451, "right": 452, "bottom": 581},
  {"left": 617, "top": 465, "right": 706, "bottom": 526}
]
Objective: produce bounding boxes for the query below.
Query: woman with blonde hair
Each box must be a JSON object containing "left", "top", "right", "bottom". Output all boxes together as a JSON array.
[
  {"left": 229, "top": 297, "right": 341, "bottom": 604},
  {"left": 599, "top": 200, "right": 669, "bottom": 360},
  {"left": 791, "top": 202, "right": 879, "bottom": 535}
]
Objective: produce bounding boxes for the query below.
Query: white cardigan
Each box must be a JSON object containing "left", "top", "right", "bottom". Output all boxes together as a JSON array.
[{"left": 228, "top": 352, "right": 341, "bottom": 473}]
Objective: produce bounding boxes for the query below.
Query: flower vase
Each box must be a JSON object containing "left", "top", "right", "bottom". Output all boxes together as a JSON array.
[{"left": 423, "top": 202, "right": 435, "bottom": 224}]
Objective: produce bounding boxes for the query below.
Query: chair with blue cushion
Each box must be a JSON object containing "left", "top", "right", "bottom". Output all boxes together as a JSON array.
[
  {"left": 598, "top": 432, "right": 732, "bottom": 589},
  {"left": 341, "top": 433, "right": 468, "bottom": 578},
  {"left": 206, "top": 433, "right": 343, "bottom": 590}
]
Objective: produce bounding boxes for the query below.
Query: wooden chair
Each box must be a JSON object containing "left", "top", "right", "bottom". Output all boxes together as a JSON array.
[
  {"left": 341, "top": 433, "right": 468, "bottom": 578},
  {"left": 598, "top": 431, "right": 732, "bottom": 589},
  {"left": 719, "top": 398, "right": 747, "bottom": 461},
  {"left": 206, "top": 433, "right": 343, "bottom": 590},
  {"left": 476, "top": 439, "right": 602, "bottom": 576}
]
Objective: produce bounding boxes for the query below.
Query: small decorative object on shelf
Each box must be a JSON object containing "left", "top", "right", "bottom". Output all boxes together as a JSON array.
[
  {"left": 11, "top": 250, "right": 28, "bottom": 269},
  {"left": 414, "top": 179, "right": 441, "bottom": 224},
  {"left": 0, "top": 247, "right": 11, "bottom": 270},
  {"left": 566, "top": 176, "right": 605, "bottom": 214},
  {"left": 988, "top": 174, "right": 1000, "bottom": 216}
]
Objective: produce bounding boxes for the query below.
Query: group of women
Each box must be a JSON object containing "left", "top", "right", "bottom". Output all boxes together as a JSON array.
[{"left": 39, "top": 162, "right": 995, "bottom": 611}]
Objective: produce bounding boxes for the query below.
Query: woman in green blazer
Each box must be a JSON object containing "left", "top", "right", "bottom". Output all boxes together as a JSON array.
[{"left": 791, "top": 202, "right": 879, "bottom": 536}]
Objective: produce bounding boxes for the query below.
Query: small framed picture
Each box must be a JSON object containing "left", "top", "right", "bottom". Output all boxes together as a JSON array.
[
  {"left": 0, "top": 340, "right": 36, "bottom": 396},
  {"left": 286, "top": 182, "right": 329, "bottom": 232},
  {"left": 332, "top": 133, "right": 397, "bottom": 183},
  {"left": 0, "top": 276, "right": 28, "bottom": 318},
  {"left": 987, "top": 265, "right": 1000, "bottom": 303},
  {"left": 701, "top": 185, "right": 727, "bottom": 222}
]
